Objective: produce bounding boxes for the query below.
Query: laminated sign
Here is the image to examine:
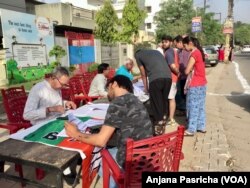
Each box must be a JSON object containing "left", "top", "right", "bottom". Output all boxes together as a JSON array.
[{"left": 192, "top": 17, "right": 202, "bottom": 33}]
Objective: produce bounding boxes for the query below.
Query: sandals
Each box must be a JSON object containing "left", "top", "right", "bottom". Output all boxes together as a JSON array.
[
  {"left": 184, "top": 130, "right": 194, "bottom": 136},
  {"left": 184, "top": 130, "right": 207, "bottom": 136},
  {"left": 197, "top": 130, "right": 207, "bottom": 133},
  {"left": 154, "top": 120, "right": 166, "bottom": 136}
]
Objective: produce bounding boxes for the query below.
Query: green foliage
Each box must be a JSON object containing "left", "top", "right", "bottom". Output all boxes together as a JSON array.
[
  {"left": 7, "top": 66, "right": 52, "bottom": 85},
  {"left": 6, "top": 59, "right": 18, "bottom": 71},
  {"left": 120, "top": 0, "right": 146, "bottom": 43},
  {"left": 88, "top": 63, "right": 99, "bottom": 72},
  {"left": 6, "top": 59, "right": 18, "bottom": 82},
  {"left": 154, "top": 0, "right": 195, "bottom": 40},
  {"left": 134, "top": 41, "right": 153, "bottom": 53},
  {"left": 197, "top": 12, "right": 224, "bottom": 45},
  {"left": 234, "top": 22, "right": 250, "bottom": 45},
  {"left": 49, "top": 45, "right": 66, "bottom": 63},
  {"left": 49, "top": 61, "right": 61, "bottom": 69},
  {"left": 94, "top": 0, "right": 119, "bottom": 44},
  {"left": 155, "top": 0, "right": 223, "bottom": 45},
  {"left": 69, "top": 65, "right": 76, "bottom": 73}
]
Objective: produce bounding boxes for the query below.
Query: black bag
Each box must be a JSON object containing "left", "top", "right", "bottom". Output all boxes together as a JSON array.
[{"left": 89, "top": 125, "right": 118, "bottom": 148}]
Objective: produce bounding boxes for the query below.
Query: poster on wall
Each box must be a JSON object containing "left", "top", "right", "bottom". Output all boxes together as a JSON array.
[
  {"left": 12, "top": 44, "right": 47, "bottom": 67},
  {"left": 0, "top": 8, "right": 55, "bottom": 67}
]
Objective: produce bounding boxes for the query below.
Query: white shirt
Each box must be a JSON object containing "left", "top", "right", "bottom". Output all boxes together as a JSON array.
[
  {"left": 88, "top": 74, "right": 108, "bottom": 97},
  {"left": 156, "top": 47, "right": 165, "bottom": 56},
  {"left": 23, "top": 80, "right": 63, "bottom": 125}
]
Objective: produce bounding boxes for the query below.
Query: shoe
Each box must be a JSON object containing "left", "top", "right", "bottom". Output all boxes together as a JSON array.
[
  {"left": 154, "top": 120, "right": 166, "bottom": 136},
  {"left": 197, "top": 130, "right": 207, "bottom": 133},
  {"left": 184, "top": 130, "right": 194, "bottom": 136},
  {"left": 63, "top": 172, "right": 77, "bottom": 186},
  {"left": 166, "top": 119, "right": 178, "bottom": 126}
]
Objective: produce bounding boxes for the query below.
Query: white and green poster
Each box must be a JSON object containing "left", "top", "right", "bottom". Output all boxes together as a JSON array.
[{"left": 0, "top": 8, "right": 55, "bottom": 67}]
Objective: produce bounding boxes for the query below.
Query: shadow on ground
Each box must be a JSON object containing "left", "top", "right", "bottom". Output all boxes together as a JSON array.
[{"left": 226, "top": 92, "right": 250, "bottom": 113}]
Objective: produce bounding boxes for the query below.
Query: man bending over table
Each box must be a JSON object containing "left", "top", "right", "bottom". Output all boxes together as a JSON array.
[
  {"left": 23, "top": 67, "right": 76, "bottom": 125},
  {"left": 65, "top": 75, "right": 153, "bottom": 187}
]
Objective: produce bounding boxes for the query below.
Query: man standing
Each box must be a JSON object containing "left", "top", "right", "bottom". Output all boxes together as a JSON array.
[
  {"left": 134, "top": 49, "right": 172, "bottom": 135},
  {"left": 88, "top": 63, "right": 110, "bottom": 97},
  {"left": 162, "top": 35, "right": 180, "bottom": 126},
  {"left": 174, "top": 35, "right": 190, "bottom": 112},
  {"left": 23, "top": 67, "right": 76, "bottom": 125}
]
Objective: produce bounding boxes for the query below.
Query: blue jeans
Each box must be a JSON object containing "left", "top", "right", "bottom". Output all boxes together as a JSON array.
[
  {"left": 186, "top": 86, "right": 206, "bottom": 133},
  {"left": 98, "top": 147, "right": 119, "bottom": 188}
]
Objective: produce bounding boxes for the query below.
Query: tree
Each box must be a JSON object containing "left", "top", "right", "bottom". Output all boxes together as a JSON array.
[
  {"left": 49, "top": 45, "right": 66, "bottom": 64},
  {"left": 6, "top": 59, "right": 18, "bottom": 81},
  {"left": 94, "top": 0, "right": 119, "bottom": 44},
  {"left": 234, "top": 22, "right": 250, "bottom": 45},
  {"left": 155, "top": 0, "right": 224, "bottom": 45},
  {"left": 197, "top": 12, "right": 224, "bottom": 45},
  {"left": 154, "top": 0, "right": 194, "bottom": 41},
  {"left": 120, "top": 0, "right": 146, "bottom": 43}
]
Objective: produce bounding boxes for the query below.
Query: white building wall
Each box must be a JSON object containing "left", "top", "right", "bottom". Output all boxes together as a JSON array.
[
  {"left": 144, "top": 0, "right": 168, "bottom": 33},
  {"left": 60, "top": 0, "right": 98, "bottom": 10}
]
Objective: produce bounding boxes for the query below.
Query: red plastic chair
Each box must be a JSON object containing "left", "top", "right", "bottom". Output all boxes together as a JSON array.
[
  {"left": 101, "top": 126, "right": 185, "bottom": 188},
  {"left": 0, "top": 86, "right": 31, "bottom": 133},
  {"left": 107, "top": 68, "right": 116, "bottom": 80},
  {"left": 0, "top": 86, "right": 45, "bottom": 183},
  {"left": 69, "top": 76, "right": 100, "bottom": 107},
  {"left": 61, "top": 85, "right": 71, "bottom": 101}
]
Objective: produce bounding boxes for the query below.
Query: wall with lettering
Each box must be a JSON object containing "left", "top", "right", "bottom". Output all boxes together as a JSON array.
[{"left": 0, "top": 8, "right": 55, "bottom": 67}]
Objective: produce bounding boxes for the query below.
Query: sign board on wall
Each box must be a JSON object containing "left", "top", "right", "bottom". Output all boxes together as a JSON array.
[
  {"left": 192, "top": 17, "right": 202, "bottom": 33},
  {"left": 12, "top": 44, "right": 47, "bottom": 66},
  {"left": 0, "top": 8, "right": 55, "bottom": 67}
]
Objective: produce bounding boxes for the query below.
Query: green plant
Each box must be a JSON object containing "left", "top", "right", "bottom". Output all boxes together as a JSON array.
[
  {"left": 69, "top": 65, "right": 76, "bottom": 73},
  {"left": 88, "top": 63, "right": 99, "bottom": 73},
  {"left": 49, "top": 61, "right": 60, "bottom": 69},
  {"left": 49, "top": 45, "right": 66, "bottom": 64},
  {"left": 120, "top": 0, "right": 146, "bottom": 43},
  {"left": 6, "top": 59, "right": 18, "bottom": 81},
  {"left": 94, "top": 0, "right": 119, "bottom": 44}
]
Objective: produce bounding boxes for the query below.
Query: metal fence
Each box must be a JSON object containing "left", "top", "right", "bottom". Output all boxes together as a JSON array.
[{"left": 101, "top": 44, "right": 119, "bottom": 69}]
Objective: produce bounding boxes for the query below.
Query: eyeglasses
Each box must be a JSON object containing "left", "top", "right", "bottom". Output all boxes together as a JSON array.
[{"left": 55, "top": 77, "right": 67, "bottom": 87}]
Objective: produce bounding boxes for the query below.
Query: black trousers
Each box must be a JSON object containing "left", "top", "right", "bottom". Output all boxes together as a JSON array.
[
  {"left": 149, "top": 78, "right": 172, "bottom": 122},
  {"left": 180, "top": 79, "right": 187, "bottom": 100}
]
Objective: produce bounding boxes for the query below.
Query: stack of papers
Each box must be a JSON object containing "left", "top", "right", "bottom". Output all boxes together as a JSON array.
[
  {"left": 133, "top": 81, "right": 149, "bottom": 102},
  {"left": 68, "top": 103, "right": 109, "bottom": 119},
  {"left": 58, "top": 113, "right": 104, "bottom": 137}
]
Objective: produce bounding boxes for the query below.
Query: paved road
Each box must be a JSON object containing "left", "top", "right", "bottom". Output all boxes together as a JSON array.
[
  {"left": 235, "top": 53, "right": 250, "bottom": 86},
  {"left": 204, "top": 56, "right": 250, "bottom": 171}
]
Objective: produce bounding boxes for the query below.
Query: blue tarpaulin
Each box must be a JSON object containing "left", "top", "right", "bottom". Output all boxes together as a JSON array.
[{"left": 69, "top": 46, "right": 95, "bottom": 64}]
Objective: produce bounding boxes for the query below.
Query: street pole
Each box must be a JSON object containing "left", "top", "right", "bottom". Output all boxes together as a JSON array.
[
  {"left": 204, "top": 0, "right": 207, "bottom": 13},
  {"left": 224, "top": 0, "right": 234, "bottom": 63}
]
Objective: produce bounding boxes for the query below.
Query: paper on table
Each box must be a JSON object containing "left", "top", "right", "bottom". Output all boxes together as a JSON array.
[
  {"left": 133, "top": 79, "right": 144, "bottom": 89},
  {"left": 133, "top": 82, "right": 149, "bottom": 102},
  {"left": 58, "top": 114, "right": 104, "bottom": 137},
  {"left": 71, "top": 103, "right": 109, "bottom": 117},
  {"left": 133, "top": 85, "right": 144, "bottom": 97},
  {"left": 86, "top": 109, "right": 107, "bottom": 120}
]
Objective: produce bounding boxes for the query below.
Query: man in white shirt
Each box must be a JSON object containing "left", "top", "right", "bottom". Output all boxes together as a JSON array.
[
  {"left": 156, "top": 42, "right": 164, "bottom": 56},
  {"left": 23, "top": 67, "right": 76, "bottom": 125},
  {"left": 88, "top": 63, "right": 110, "bottom": 97}
]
